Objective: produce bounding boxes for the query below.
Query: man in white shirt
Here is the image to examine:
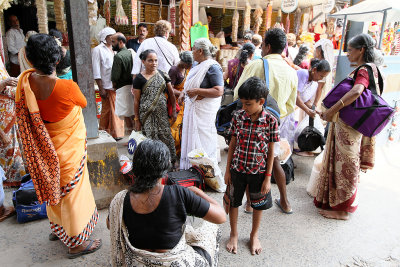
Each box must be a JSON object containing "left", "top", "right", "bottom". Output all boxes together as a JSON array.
[
  {"left": 92, "top": 27, "right": 124, "bottom": 140},
  {"left": 6, "top": 15, "right": 25, "bottom": 77},
  {"left": 131, "top": 20, "right": 179, "bottom": 75}
]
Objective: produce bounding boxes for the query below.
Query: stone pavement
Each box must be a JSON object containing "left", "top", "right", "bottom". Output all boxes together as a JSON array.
[{"left": 1, "top": 137, "right": 399, "bottom": 267}]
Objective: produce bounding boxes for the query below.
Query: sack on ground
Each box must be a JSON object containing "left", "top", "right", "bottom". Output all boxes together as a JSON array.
[
  {"left": 307, "top": 151, "right": 324, "bottom": 197},
  {"left": 127, "top": 130, "right": 147, "bottom": 159},
  {"left": 12, "top": 174, "right": 47, "bottom": 223},
  {"left": 188, "top": 149, "right": 226, "bottom": 192}
]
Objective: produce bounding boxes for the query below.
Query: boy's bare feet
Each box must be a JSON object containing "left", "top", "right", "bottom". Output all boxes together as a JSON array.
[
  {"left": 244, "top": 201, "right": 253, "bottom": 214},
  {"left": 319, "top": 210, "right": 349, "bottom": 220},
  {"left": 226, "top": 234, "right": 238, "bottom": 254},
  {"left": 249, "top": 235, "right": 262, "bottom": 255}
]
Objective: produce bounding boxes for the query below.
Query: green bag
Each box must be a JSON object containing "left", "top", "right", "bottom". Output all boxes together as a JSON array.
[{"left": 190, "top": 22, "right": 209, "bottom": 47}]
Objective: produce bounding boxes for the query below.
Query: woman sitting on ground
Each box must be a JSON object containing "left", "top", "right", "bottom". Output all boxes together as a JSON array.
[
  {"left": 108, "top": 139, "right": 226, "bottom": 266},
  {"left": 168, "top": 51, "right": 193, "bottom": 156},
  {"left": 132, "top": 49, "right": 177, "bottom": 165},
  {"left": 15, "top": 34, "right": 101, "bottom": 258}
]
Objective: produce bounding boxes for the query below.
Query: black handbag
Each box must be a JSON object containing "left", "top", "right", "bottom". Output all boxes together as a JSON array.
[
  {"left": 297, "top": 106, "right": 325, "bottom": 152},
  {"left": 166, "top": 166, "right": 205, "bottom": 190}
]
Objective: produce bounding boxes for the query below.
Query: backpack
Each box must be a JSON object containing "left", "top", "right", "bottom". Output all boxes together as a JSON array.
[
  {"left": 166, "top": 166, "right": 205, "bottom": 190},
  {"left": 297, "top": 106, "right": 325, "bottom": 151},
  {"left": 12, "top": 174, "right": 47, "bottom": 223},
  {"left": 271, "top": 156, "right": 295, "bottom": 185},
  {"left": 215, "top": 59, "right": 280, "bottom": 144}
]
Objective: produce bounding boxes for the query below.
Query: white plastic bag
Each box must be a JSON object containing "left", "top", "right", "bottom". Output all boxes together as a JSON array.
[
  {"left": 306, "top": 151, "right": 324, "bottom": 197},
  {"left": 188, "top": 149, "right": 226, "bottom": 193},
  {"left": 127, "top": 130, "right": 147, "bottom": 159}
]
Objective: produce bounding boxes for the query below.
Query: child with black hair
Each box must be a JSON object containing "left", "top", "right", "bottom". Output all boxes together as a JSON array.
[{"left": 225, "top": 77, "right": 279, "bottom": 255}]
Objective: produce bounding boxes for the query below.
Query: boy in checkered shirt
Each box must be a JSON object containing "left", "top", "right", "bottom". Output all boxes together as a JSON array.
[{"left": 225, "top": 77, "right": 280, "bottom": 255}]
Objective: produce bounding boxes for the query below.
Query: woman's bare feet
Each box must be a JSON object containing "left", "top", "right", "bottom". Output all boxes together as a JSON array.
[
  {"left": 249, "top": 235, "right": 262, "bottom": 255},
  {"left": 319, "top": 210, "right": 349, "bottom": 220},
  {"left": 226, "top": 234, "right": 238, "bottom": 254},
  {"left": 68, "top": 239, "right": 102, "bottom": 258}
]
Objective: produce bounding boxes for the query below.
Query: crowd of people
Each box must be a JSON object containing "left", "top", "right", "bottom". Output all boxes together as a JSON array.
[{"left": 0, "top": 14, "right": 386, "bottom": 265}]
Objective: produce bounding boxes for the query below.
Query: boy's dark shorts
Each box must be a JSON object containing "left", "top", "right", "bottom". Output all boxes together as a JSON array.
[{"left": 229, "top": 169, "right": 273, "bottom": 210}]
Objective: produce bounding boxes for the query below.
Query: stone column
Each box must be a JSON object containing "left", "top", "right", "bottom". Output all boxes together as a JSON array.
[{"left": 65, "top": 0, "right": 98, "bottom": 139}]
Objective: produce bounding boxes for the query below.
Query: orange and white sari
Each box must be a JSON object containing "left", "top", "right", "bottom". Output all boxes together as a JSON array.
[{"left": 15, "top": 70, "right": 98, "bottom": 248}]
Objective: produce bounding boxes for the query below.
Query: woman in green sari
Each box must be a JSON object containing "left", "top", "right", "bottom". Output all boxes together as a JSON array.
[{"left": 132, "top": 49, "right": 177, "bottom": 164}]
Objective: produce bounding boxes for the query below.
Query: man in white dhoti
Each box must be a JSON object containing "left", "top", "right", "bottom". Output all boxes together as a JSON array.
[
  {"left": 131, "top": 20, "right": 179, "bottom": 75},
  {"left": 111, "top": 32, "right": 135, "bottom": 132}
]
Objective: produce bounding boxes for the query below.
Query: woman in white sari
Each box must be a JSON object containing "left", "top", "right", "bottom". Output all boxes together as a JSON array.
[{"left": 179, "top": 38, "right": 224, "bottom": 169}]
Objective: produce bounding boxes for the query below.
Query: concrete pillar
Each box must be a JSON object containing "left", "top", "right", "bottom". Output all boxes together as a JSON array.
[{"left": 65, "top": 0, "right": 98, "bottom": 139}]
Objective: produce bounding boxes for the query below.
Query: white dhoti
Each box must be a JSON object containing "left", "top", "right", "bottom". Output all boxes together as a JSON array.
[{"left": 115, "top": 85, "right": 134, "bottom": 118}]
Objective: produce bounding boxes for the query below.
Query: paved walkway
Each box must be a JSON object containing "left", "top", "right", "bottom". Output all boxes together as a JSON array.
[{"left": 1, "top": 137, "right": 399, "bottom": 266}]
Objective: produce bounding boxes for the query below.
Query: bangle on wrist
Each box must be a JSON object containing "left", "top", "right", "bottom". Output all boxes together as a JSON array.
[
  {"left": 265, "top": 173, "right": 272, "bottom": 177},
  {"left": 134, "top": 117, "right": 139, "bottom": 121},
  {"left": 339, "top": 99, "right": 345, "bottom": 107}
]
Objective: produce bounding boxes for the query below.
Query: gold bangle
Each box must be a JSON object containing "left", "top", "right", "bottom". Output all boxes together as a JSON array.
[
  {"left": 339, "top": 99, "right": 345, "bottom": 107},
  {"left": 134, "top": 117, "right": 139, "bottom": 121}
]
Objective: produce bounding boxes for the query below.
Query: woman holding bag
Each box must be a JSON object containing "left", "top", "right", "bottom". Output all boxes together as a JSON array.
[
  {"left": 132, "top": 49, "right": 177, "bottom": 164},
  {"left": 314, "top": 33, "right": 384, "bottom": 220},
  {"left": 179, "top": 38, "right": 224, "bottom": 170}
]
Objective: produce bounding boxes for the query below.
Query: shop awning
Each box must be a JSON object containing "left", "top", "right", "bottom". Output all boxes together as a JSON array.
[{"left": 330, "top": 0, "right": 400, "bottom": 22}]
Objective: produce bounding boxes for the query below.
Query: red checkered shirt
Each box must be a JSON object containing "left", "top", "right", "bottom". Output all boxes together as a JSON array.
[{"left": 228, "top": 109, "right": 280, "bottom": 174}]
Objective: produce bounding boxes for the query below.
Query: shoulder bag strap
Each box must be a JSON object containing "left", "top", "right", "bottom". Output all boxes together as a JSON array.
[
  {"left": 141, "top": 72, "right": 166, "bottom": 125},
  {"left": 352, "top": 64, "right": 383, "bottom": 96},
  {"left": 153, "top": 37, "right": 173, "bottom": 67},
  {"left": 263, "top": 58, "right": 270, "bottom": 88}
]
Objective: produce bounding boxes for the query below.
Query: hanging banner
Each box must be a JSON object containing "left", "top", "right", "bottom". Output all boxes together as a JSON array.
[
  {"left": 186, "top": 0, "right": 192, "bottom": 26},
  {"left": 281, "top": 0, "right": 298, "bottom": 14},
  {"left": 323, "top": 0, "right": 335, "bottom": 13},
  {"left": 170, "top": 0, "right": 176, "bottom": 36},
  {"left": 132, "top": 0, "right": 138, "bottom": 25},
  {"left": 265, "top": 3, "right": 272, "bottom": 30}
]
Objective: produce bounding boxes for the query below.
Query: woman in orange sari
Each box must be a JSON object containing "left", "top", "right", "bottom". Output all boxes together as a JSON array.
[
  {"left": 168, "top": 51, "right": 193, "bottom": 157},
  {"left": 15, "top": 34, "right": 101, "bottom": 258}
]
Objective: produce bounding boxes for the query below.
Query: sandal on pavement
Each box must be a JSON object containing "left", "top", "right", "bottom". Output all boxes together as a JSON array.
[
  {"left": 49, "top": 233, "right": 59, "bottom": 241},
  {"left": 67, "top": 239, "right": 102, "bottom": 259},
  {"left": 0, "top": 206, "right": 16, "bottom": 222},
  {"left": 274, "top": 199, "right": 293, "bottom": 214}
]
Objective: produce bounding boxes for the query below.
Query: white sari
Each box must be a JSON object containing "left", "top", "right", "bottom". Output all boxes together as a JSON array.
[{"left": 180, "top": 59, "right": 222, "bottom": 170}]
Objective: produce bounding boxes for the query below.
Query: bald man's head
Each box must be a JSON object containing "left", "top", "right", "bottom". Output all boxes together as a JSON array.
[{"left": 112, "top": 32, "right": 126, "bottom": 52}]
